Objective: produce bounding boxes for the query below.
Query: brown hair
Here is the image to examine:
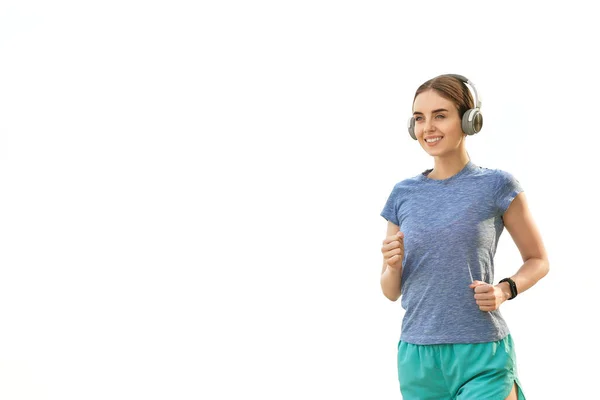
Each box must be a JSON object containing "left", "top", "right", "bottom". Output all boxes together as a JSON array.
[{"left": 413, "top": 74, "right": 474, "bottom": 118}]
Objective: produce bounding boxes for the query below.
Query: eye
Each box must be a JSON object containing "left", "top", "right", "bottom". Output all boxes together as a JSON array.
[
  {"left": 414, "top": 116, "right": 423, "bottom": 122},
  {"left": 435, "top": 114, "right": 446, "bottom": 119}
]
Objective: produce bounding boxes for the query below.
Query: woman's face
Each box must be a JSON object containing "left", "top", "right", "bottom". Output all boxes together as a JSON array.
[{"left": 412, "top": 89, "right": 465, "bottom": 157}]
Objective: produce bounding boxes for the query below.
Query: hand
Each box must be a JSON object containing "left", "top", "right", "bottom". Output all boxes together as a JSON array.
[
  {"left": 469, "top": 280, "right": 509, "bottom": 312},
  {"left": 381, "top": 231, "right": 404, "bottom": 272}
]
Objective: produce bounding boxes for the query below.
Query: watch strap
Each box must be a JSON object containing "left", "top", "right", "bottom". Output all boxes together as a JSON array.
[{"left": 499, "top": 277, "right": 518, "bottom": 300}]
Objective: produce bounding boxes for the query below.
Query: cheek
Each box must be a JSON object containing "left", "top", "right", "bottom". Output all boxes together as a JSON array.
[{"left": 445, "top": 121, "right": 464, "bottom": 136}]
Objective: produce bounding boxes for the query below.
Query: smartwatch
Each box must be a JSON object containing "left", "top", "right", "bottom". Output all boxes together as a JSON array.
[{"left": 499, "top": 277, "right": 518, "bottom": 300}]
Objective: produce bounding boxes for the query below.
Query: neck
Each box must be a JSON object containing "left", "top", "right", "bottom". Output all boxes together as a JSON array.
[{"left": 428, "top": 152, "right": 471, "bottom": 180}]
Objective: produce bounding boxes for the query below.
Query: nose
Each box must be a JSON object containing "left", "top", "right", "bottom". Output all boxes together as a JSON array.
[{"left": 422, "top": 119, "right": 435, "bottom": 135}]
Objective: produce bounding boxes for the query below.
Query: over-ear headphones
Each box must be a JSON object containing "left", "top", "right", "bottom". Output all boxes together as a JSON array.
[{"left": 408, "top": 74, "right": 483, "bottom": 140}]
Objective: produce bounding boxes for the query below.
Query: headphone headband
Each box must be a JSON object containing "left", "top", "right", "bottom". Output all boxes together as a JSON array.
[{"left": 447, "top": 74, "right": 481, "bottom": 110}]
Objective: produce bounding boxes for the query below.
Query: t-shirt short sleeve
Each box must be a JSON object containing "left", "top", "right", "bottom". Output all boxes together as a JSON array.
[
  {"left": 381, "top": 185, "right": 400, "bottom": 226},
  {"left": 494, "top": 170, "right": 524, "bottom": 215}
]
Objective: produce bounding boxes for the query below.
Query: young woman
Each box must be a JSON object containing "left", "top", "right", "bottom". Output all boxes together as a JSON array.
[{"left": 379, "top": 74, "right": 549, "bottom": 400}]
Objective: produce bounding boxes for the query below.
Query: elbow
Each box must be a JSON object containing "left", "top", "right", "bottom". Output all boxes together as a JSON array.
[
  {"left": 380, "top": 269, "right": 402, "bottom": 301},
  {"left": 385, "top": 294, "right": 399, "bottom": 302},
  {"left": 542, "top": 257, "right": 550, "bottom": 278},
  {"left": 382, "top": 289, "right": 401, "bottom": 302},
  {"left": 532, "top": 256, "right": 550, "bottom": 280}
]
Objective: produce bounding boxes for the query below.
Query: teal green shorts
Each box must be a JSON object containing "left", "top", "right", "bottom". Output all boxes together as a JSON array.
[{"left": 397, "top": 334, "right": 525, "bottom": 400}]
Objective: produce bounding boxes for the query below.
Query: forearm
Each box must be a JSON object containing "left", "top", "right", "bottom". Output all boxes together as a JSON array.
[
  {"left": 380, "top": 265, "right": 402, "bottom": 301},
  {"left": 498, "top": 257, "right": 549, "bottom": 299}
]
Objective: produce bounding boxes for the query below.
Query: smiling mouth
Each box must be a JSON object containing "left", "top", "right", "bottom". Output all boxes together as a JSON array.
[{"left": 424, "top": 137, "right": 443, "bottom": 143}]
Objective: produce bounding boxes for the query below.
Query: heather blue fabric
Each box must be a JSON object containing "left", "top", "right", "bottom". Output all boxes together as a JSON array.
[{"left": 380, "top": 161, "right": 523, "bottom": 345}]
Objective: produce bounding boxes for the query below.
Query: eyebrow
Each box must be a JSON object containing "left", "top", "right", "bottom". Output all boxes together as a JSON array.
[{"left": 413, "top": 108, "right": 449, "bottom": 115}]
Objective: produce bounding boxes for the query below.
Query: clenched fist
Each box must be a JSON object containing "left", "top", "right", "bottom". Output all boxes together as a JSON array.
[
  {"left": 381, "top": 231, "right": 404, "bottom": 271},
  {"left": 469, "top": 281, "right": 509, "bottom": 312}
]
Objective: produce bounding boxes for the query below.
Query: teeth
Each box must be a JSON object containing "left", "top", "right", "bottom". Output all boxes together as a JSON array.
[{"left": 425, "top": 137, "right": 442, "bottom": 143}]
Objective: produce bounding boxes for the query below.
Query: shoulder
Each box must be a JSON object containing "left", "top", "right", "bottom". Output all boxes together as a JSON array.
[
  {"left": 473, "top": 165, "right": 519, "bottom": 184},
  {"left": 394, "top": 174, "right": 422, "bottom": 188},
  {"left": 489, "top": 168, "right": 520, "bottom": 189},
  {"left": 472, "top": 164, "right": 509, "bottom": 177},
  {"left": 472, "top": 166, "right": 523, "bottom": 203},
  {"left": 384, "top": 172, "right": 426, "bottom": 204},
  {"left": 389, "top": 171, "right": 426, "bottom": 192}
]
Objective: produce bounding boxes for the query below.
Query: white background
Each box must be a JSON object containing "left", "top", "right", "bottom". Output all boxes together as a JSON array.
[{"left": 1, "top": 1, "right": 597, "bottom": 399}]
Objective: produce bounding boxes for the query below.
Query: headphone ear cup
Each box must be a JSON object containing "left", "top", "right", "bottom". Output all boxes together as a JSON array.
[
  {"left": 461, "top": 109, "right": 483, "bottom": 135},
  {"left": 407, "top": 117, "right": 417, "bottom": 140}
]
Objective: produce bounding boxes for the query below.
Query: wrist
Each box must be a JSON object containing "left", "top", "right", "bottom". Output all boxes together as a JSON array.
[
  {"left": 498, "top": 277, "right": 518, "bottom": 300},
  {"left": 497, "top": 282, "right": 512, "bottom": 301}
]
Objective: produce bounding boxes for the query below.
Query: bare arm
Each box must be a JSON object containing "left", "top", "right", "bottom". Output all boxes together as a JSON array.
[
  {"left": 497, "top": 192, "right": 550, "bottom": 298},
  {"left": 380, "top": 221, "right": 403, "bottom": 302}
]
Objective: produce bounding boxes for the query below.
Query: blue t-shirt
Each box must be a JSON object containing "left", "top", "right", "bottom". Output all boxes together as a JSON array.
[{"left": 380, "top": 161, "right": 523, "bottom": 345}]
